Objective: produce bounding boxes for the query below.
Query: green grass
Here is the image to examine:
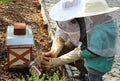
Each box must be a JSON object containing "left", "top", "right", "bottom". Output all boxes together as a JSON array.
[
  {"left": 0, "top": 0, "right": 12, "bottom": 4},
  {"left": 16, "top": 70, "right": 68, "bottom": 81},
  {"left": 7, "top": 69, "right": 68, "bottom": 81}
]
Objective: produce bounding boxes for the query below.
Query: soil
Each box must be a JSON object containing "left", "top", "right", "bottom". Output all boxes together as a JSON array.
[{"left": 0, "top": 0, "right": 51, "bottom": 80}]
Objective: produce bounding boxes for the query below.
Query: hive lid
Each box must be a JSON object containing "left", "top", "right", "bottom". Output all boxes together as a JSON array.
[{"left": 6, "top": 25, "right": 34, "bottom": 46}]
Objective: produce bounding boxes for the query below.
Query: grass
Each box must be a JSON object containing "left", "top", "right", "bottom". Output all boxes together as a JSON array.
[
  {"left": 8, "top": 70, "right": 68, "bottom": 81},
  {"left": 0, "top": 0, "right": 12, "bottom": 4},
  {"left": 17, "top": 70, "right": 68, "bottom": 81}
]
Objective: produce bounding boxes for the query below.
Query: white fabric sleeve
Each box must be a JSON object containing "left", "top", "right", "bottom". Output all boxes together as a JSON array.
[
  {"left": 77, "top": 42, "right": 82, "bottom": 48},
  {"left": 55, "top": 26, "right": 68, "bottom": 42}
]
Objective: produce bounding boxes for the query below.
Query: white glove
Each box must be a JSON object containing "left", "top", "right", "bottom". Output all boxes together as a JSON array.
[
  {"left": 43, "top": 37, "right": 65, "bottom": 58},
  {"left": 41, "top": 48, "right": 81, "bottom": 70}
]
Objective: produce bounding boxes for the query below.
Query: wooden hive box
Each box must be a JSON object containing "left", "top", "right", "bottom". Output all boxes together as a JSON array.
[{"left": 6, "top": 25, "right": 34, "bottom": 68}]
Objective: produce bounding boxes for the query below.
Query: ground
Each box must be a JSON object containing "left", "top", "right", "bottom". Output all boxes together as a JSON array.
[{"left": 0, "top": 0, "right": 51, "bottom": 80}]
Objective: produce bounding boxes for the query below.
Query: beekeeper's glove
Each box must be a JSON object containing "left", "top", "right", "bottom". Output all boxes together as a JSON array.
[
  {"left": 43, "top": 37, "right": 65, "bottom": 58},
  {"left": 41, "top": 48, "right": 81, "bottom": 70}
]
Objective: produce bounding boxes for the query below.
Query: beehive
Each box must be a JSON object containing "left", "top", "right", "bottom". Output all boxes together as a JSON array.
[{"left": 6, "top": 25, "right": 34, "bottom": 68}]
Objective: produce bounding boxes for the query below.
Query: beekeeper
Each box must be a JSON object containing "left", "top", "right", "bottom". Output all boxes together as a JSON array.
[{"left": 35, "top": 0, "right": 120, "bottom": 81}]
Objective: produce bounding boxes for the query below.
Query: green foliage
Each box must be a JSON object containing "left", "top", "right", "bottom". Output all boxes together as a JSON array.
[
  {"left": 16, "top": 70, "right": 68, "bottom": 81},
  {"left": 0, "top": 0, "right": 12, "bottom": 4}
]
